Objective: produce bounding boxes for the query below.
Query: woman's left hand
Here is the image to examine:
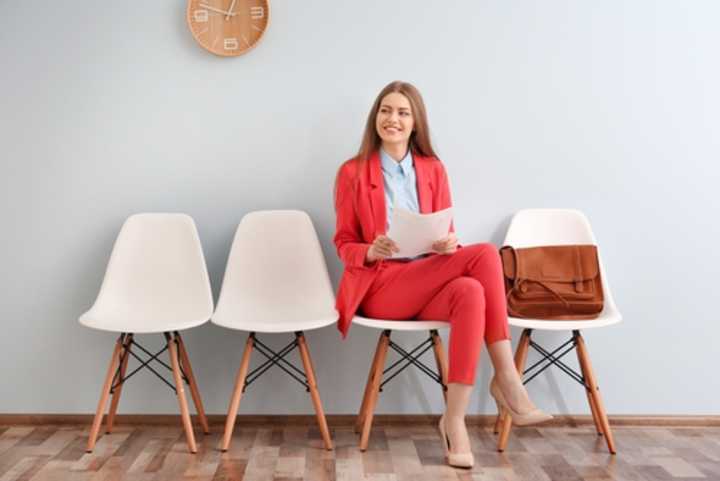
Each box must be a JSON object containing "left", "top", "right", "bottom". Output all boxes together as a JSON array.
[{"left": 432, "top": 232, "right": 458, "bottom": 255}]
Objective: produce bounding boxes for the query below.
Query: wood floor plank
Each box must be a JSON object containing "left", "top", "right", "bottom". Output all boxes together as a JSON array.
[
  {"left": 243, "top": 445, "right": 278, "bottom": 480},
  {"left": 538, "top": 453, "right": 584, "bottom": 481},
  {"left": 52, "top": 434, "right": 87, "bottom": 463},
  {"left": 650, "top": 456, "right": 706, "bottom": 478},
  {"left": 126, "top": 438, "right": 164, "bottom": 473},
  {"left": 502, "top": 453, "right": 552, "bottom": 481},
  {"left": 334, "top": 428, "right": 363, "bottom": 481},
  {"left": 28, "top": 428, "right": 78, "bottom": 457},
  {"left": 26, "top": 460, "right": 95, "bottom": 481},
  {"left": 181, "top": 430, "right": 221, "bottom": 479},
  {"left": 211, "top": 457, "right": 246, "bottom": 481},
  {"left": 303, "top": 441, "right": 334, "bottom": 481},
  {"left": 387, "top": 437, "right": 423, "bottom": 475},
  {"left": 16, "top": 428, "right": 56, "bottom": 448},
  {"left": 0, "top": 456, "right": 40, "bottom": 481},
  {"left": 223, "top": 428, "right": 257, "bottom": 460},
  {"left": 0, "top": 428, "right": 34, "bottom": 459},
  {"left": 0, "top": 423, "right": 719, "bottom": 479},
  {"left": 278, "top": 427, "right": 307, "bottom": 459},
  {"left": 143, "top": 436, "right": 177, "bottom": 473},
  {"left": 72, "top": 432, "right": 130, "bottom": 472}
]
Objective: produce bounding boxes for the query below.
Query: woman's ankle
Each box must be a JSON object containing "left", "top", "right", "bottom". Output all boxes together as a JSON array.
[
  {"left": 493, "top": 369, "right": 518, "bottom": 384},
  {"left": 444, "top": 412, "right": 465, "bottom": 424}
]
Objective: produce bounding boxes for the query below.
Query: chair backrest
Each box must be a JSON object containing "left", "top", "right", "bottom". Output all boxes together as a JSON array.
[
  {"left": 212, "top": 210, "right": 336, "bottom": 329},
  {"left": 503, "top": 209, "right": 620, "bottom": 317},
  {"left": 503, "top": 209, "right": 596, "bottom": 247},
  {"left": 83, "top": 213, "right": 213, "bottom": 326}
]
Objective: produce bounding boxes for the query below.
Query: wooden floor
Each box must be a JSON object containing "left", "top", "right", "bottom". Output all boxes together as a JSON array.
[{"left": 1, "top": 423, "right": 719, "bottom": 481}]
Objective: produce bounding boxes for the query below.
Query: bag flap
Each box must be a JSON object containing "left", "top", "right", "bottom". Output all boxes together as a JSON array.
[
  {"left": 501, "top": 245, "right": 599, "bottom": 282},
  {"left": 500, "top": 246, "right": 517, "bottom": 279}
]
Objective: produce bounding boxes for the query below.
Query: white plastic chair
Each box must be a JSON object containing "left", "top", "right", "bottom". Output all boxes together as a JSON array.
[
  {"left": 79, "top": 213, "right": 213, "bottom": 454},
  {"left": 352, "top": 316, "right": 450, "bottom": 451},
  {"left": 212, "top": 210, "right": 335, "bottom": 452},
  {"left": 495, "top": 209, "right": 621, "bottom": 454}
]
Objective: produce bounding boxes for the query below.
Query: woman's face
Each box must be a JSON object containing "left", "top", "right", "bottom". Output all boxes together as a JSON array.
[{"left": 375, "top": 92, "right": 414, "bottom": 147}]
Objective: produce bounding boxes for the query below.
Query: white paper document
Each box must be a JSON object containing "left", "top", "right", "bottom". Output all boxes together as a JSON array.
[{"left": 387, "top": 207, "right": 453, "bottom": 258}]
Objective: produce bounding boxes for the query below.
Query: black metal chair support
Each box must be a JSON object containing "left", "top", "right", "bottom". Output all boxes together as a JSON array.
[
  {"left": 379, "top": 329, "right": 446, "bottom": 391},
  {"left": 109, "top": 332, "right": 190, "bottom": 394},
  {"left": 243, "top": 332, "right": 310, "bottom": 391},
  {"left": 522, "top": 329, "right": 586, "bottom": 387}
]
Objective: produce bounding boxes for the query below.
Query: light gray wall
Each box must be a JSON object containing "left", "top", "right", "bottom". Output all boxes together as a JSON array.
[{"left": 1, "top": 0, "right": 718, "bottom": 416}]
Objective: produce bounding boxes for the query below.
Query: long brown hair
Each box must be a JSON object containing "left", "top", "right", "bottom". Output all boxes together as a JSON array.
[{"left": 356, "top": 81, "right": 437, "bottom": 161}]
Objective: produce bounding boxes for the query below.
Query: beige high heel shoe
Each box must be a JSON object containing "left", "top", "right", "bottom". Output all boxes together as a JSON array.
[
  {"left": 490, "top": 378, "right": 553, "bottom": 426},
  {"left": 438, "top": 415, "right": 474, "bottom": 469}
]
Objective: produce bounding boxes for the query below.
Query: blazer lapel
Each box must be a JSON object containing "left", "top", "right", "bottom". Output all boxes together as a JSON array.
[
  {"left": 367, "top": 151, "right": 387, "bottom": 236},
  {"left": 414, "top": 154, "right": 433, "bottom": 214}
]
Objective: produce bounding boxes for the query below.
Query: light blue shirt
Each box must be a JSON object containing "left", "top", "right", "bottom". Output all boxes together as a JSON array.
[{"left": 380, "top": 148, "right": 420, "bottom": 231}]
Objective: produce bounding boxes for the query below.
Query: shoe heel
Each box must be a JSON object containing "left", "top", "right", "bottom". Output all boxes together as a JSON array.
[
  {"left": 490, "top": 378, "right": 553, "bottom": 427},
  {"left": 438, "top": 416, "right": 450, "bottom": 458},
  {"left": 438, "top": 415, "right": 474, "bottom": 469},
  {"left": 494, "top": 397, "right": 502, "bottom": 415}
]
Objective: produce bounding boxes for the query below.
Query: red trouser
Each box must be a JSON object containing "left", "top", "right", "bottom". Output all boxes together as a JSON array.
[{"left": 360, "top": 243, "right": 511, "bottom": 385}]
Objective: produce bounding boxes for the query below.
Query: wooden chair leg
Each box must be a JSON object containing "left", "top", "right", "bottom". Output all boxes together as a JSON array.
[
  {"left": 106, "top": 333, "right": 133, "bottom": 434},
  {"left": 167, "top": 332, "right": 197, "bottom": 454},
  {"left": 355, "top": 333, "right": 385, "bottom": 434},
  {"left": 497, "top": 329, "right": 532, "bottom": 452},
  {"left": 175, "top": 333, "right": 210, "bottom": 434},
  {"left": 430, "top": 330, "right": 449, "bottom": 404},
  {"left": 220, "top": 334, "right": 254, "bottom": 452},
  {"left": 577, "top": 349, "right": 603, "bottom": 436},
  {"left": 359, "top": 330, "right": 390, "bottom": 451},
  {"left": 586, "top": 385, "right": 604, "bottom": 435},
  {"left": 574, "top": 331, "right": 616, "bottom": 454},
  {"left": 493, "top": 411, "right": 506, "bottom": 435},
  {"left": 86, "top": 335, "right": 124, "bottom": 452},
  {"left": 296, "top": 332, "right": 333, "bottom": 451}
]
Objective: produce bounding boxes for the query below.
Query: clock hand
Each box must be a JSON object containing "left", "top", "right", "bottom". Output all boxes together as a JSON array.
[
  {"left": 199, "top": 3, "right": 237, "bottom": 16},
  {"left": 225, "top": 0, "right": 237, "bottom": 20}
]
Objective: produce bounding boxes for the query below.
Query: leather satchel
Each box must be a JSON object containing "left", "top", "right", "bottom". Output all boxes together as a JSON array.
[{"left": 499, "top": 245, "right": 604, "bottom": 320}]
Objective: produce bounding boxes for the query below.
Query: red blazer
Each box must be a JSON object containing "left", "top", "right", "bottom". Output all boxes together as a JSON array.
[{"left": 333, "top": 150, "right": 453, "bottom": 337}]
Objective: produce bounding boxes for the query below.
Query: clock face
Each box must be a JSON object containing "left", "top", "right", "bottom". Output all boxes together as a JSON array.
[{"left": 187, "top": 0, "right": 269, "bottom": 57}]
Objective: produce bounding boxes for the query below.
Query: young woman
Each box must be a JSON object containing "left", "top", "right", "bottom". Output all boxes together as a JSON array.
[{"left": 333, "top": 81, "right": 552, "bottom": 468}]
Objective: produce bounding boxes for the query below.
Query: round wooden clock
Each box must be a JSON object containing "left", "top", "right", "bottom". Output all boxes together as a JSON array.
[{"left": 187, "top": 0, "right": 269, "bottom": 57}]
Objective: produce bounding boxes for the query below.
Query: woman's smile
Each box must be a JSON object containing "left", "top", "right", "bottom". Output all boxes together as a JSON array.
[{"left": 375, "top": 91, "right": 415, "bottom": 148}]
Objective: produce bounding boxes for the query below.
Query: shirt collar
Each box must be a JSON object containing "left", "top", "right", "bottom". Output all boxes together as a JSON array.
[{"left": 380, "top": 148, "right": 414, "bottom": 176}]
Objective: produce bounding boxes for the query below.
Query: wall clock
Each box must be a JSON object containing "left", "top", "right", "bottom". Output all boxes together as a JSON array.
[{"left": 187, "top": 0, "right": 269, "bottom": 57}]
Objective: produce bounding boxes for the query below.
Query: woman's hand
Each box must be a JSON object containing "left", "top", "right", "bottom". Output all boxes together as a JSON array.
[
  {"left": 432, "top": 232, "right": 458, "bottom": 255},
  {"left": 366, "top": 235, "right": 399, "bottom": 263}
]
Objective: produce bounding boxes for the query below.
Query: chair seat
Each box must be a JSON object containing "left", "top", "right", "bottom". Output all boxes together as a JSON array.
[
  {"left": 507, "top": 310, "right": 621, "bottom": 331},
  {"left": 79, "top": 313, "right": 208, "bottom": 334},
  {"left": 353, "top": 316, "right": 449, "bottom": 331},
  {"left": 211, "top": 313, "right": 337, "bottom": 333}
]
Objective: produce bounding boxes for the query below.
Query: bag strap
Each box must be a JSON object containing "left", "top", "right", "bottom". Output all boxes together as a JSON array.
[
  {"left": 574, "top": 246, "right": 583, "bottom": 293},
  {"left": 529, "top": 279, "right": 571, "bottom": 307}
]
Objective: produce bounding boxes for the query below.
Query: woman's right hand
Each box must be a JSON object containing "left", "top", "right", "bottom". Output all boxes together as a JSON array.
[{"left": 366, "top": 235, "right": 399, "bottom": 263}]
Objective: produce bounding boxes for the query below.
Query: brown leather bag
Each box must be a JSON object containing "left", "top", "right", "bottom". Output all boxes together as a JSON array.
[{"left": 499, "top": 245, "right": 604, "bottom": 320}]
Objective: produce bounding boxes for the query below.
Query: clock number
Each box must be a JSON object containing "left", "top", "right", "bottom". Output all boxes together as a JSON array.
[
  {"left": 224, "top": 38, "right": 239, "bottom": 50},
  {"left": 193, "top": 9, "right": 208, "bottom": 22},
  {"left": 250, "top": 6, "right": 265, "bottom": 19}
]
